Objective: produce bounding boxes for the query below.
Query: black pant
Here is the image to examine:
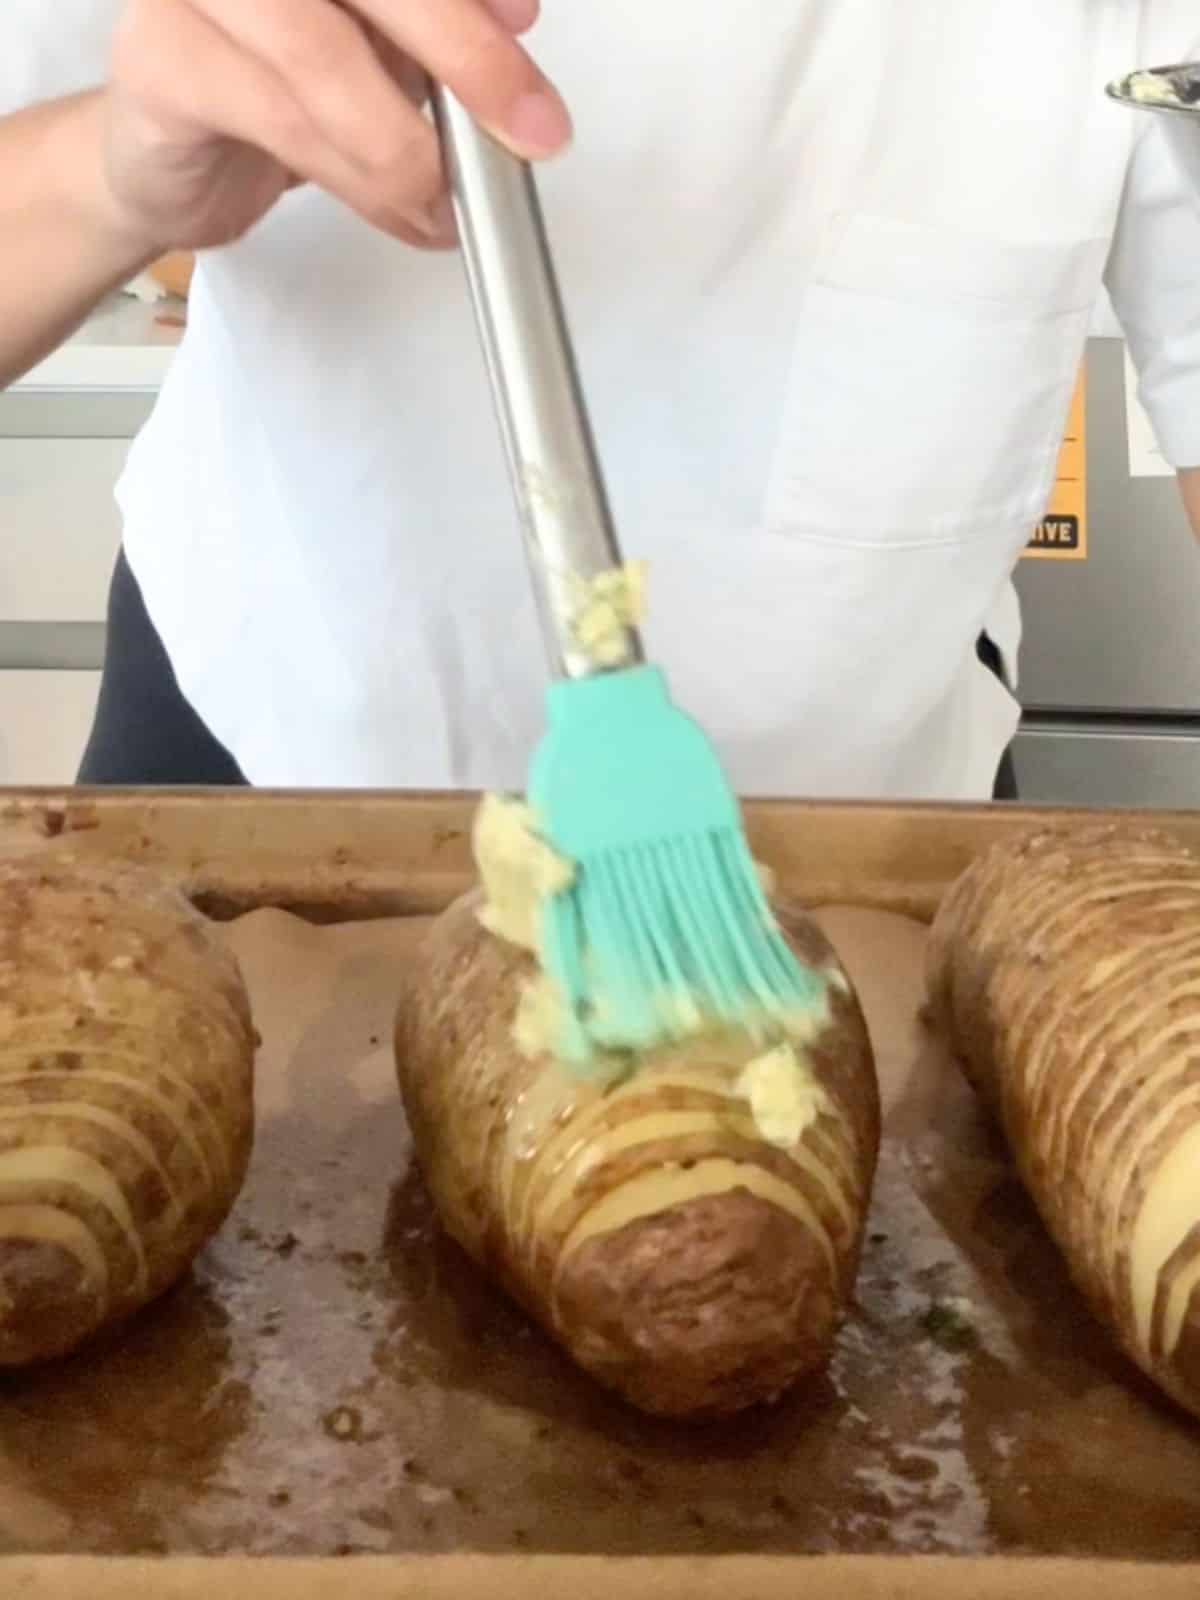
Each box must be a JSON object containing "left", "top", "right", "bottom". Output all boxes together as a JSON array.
[
  {"left": 77, "top": 551, "right": 247, "bottom": 786},
  {"left": 977, "top": 633, "right": 1019, "bottom": 802},
  {"left": 78, "top": 550, "right": 1019, "bottom": 799}
]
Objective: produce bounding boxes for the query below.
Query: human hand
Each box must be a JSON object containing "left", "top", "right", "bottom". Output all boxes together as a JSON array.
[{"left": 100, "top": 0, "right": 571, "bottom": 255}]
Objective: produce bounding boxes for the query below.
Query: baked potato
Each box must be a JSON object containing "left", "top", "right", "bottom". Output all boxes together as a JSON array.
[
  {"left": 927, "top": 823, "right": 1200, "bottom": 1420},
  {"left": 0, "top": 854, "right": 255, "bottom": 1365},
  {"left": 395, "top": 886, "right": 878, "bottom": 1419}
]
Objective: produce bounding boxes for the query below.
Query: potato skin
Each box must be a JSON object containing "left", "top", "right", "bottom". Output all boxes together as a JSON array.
[
  {"left": 0, "top": 855, "right": 255, "bottom": 1365},
  {"left": 927, "top": 823, "right": 1200, "bottom": 1421},
  {"left": 395, "top": 892, "right": 878, "bottom": 1419}
]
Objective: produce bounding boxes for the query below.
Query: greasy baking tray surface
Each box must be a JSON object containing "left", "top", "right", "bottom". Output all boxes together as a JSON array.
[{"left": 2, "top": 892, "right": 1198, "bottom": 1562}]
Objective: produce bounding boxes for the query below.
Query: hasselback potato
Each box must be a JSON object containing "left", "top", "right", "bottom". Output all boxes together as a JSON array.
[
  {"left": 927, "top": 824, "right": 1200, "bottom": 1420},
  {"left": 395, "top": 882, "right": 878, "bottom": 1419},
  {"left": 0, "top": 854, "right": 255, "bottom": 1365}
]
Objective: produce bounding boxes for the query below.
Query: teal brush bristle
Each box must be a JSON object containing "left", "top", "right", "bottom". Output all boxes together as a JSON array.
[{"left": 528, "top": 665, "right": 828, "bottom": 1070}]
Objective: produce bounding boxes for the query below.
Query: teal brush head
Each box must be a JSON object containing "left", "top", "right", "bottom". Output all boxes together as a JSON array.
[{"left": 528, "top": 665, "right": 828, "bottom": 1070}]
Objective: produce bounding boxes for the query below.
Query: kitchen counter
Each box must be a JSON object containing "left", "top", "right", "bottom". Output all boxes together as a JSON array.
[{"left": 11, "top": 289, "right": 183, "bottom": 392}]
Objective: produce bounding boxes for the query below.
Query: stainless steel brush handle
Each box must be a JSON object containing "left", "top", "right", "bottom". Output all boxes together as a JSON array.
[{"left": 431, "top": 84, "right": 644, "bottom": 679}]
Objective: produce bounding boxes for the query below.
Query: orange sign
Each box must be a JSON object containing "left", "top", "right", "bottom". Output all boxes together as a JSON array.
[{"left": 1025, "top": 367, "right": 1087, "bottom": 561}]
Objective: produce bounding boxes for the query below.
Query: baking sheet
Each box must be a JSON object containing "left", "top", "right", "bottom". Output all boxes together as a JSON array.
[
  {"left": 2, "top": 901, "right": 1198, "bottom": 1564},
  {"left": 8, "top": 1554, "right": 1200, "bottom": 1600},
  {"left": 13, "top": 789, "right": 1200, "bottom": 924}
]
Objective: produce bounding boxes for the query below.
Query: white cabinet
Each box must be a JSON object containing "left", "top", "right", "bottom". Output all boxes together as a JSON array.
[
  {"left": 0, "top": 438, "right": 125, "bottom": 621},
  {"left": 0, "top": 292, "right": 176, "bottom": 788},
  {"left": 0, "top": 672, "right": 101, "bottom": 785},
  {"left": 0, "top": 436, "right": 124, "bottom": 782},
  {"left": 0, "top": 419, "right": 132, "bottom": 787}
]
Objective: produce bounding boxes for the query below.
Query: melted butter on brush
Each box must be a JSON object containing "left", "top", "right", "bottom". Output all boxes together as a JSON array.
[
  {"left": 473, "top": 794, "right": 574, "bottom": 953},
  {"left": 565, "top": 562, "right": 647, "bottom": 669},
  {"left": 473, "top": 795, "right": 607, "bottom": 1072}
]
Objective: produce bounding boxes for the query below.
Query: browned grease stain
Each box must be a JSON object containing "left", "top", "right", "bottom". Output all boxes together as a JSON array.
[{"left": 0, "top": 906, "right": 1197, "bottom": 1559}]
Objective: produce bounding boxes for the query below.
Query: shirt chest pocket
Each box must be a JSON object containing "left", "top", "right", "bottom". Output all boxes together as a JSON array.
[{"left": 763, "top": 214, "right": 1108, "bottom": 548}]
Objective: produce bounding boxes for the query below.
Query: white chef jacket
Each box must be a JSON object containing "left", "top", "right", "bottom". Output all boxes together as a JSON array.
[{"left": 7, "top": 1, "right": 1200, "bottom": 796}]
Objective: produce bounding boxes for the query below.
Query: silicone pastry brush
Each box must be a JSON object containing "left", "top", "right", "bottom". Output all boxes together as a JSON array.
[{"left": 431, "top": 86, "right": 827, "bottom": 1068}]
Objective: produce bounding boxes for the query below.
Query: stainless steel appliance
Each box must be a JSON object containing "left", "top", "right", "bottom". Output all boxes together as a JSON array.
[{"left": 1014, "top": 337, "right": 1200, "bottom": 806}]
